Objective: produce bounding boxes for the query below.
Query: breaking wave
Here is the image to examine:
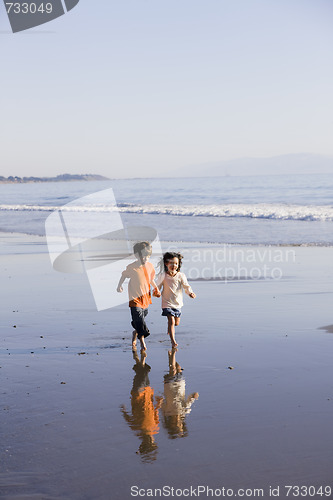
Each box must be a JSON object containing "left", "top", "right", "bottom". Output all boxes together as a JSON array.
[{"left": 1, "top": 203, "right": 333, "bottom": 221}]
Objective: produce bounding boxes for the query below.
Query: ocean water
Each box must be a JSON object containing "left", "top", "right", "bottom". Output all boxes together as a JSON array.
[{"left": 0, "top": 174, "right": 333, "bottom": 245}]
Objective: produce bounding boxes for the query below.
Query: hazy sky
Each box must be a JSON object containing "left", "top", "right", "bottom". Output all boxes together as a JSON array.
[{"left": 1, "top": 0, "right": 332, "bottom": 178}]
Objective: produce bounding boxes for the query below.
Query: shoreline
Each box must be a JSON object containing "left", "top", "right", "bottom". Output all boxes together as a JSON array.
[{"left": 1, "top": 229, "right": 333, "bottom": 247}]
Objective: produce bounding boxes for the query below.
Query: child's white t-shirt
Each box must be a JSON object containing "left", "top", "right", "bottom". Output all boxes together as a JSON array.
[{"left": 158, "top": 272, "right": 193, "bottom": 309}]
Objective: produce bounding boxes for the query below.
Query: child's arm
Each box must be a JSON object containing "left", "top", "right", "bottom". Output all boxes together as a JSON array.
[
  {"left": 154, "top": 272, "right": 164, "bottom": 289},
  {"left": 117, "top": 271, "right": 127, "bottom": 292},
  {"left": 120, "top": 405, "right": 134, "bottom": 424},
  {"left": 155, "top": 395, "right": 164, "bottom": 410},
  {"left": 152, "top": 272, "right": 165, "bottom": 297},
  {"left": 151, "top": 278, "right": 161, "bottom": 297},
  {"left": 117, "top": 278, "right": 125, "bottom": 293},
  {"left": 181, "top": 274, "right": 196, "bottom": 298},
  {"left": 184, "top": 392, "right": 199, "bottom": 412}
]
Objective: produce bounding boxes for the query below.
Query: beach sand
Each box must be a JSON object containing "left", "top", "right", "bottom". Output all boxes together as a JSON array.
[{"left": 1, "top": 233, "right": 333, "bottom": 499}]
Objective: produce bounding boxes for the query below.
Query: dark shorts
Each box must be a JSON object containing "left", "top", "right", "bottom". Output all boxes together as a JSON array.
[
  {"left": 162, "top": 307, "right": 182, "bottom": 318},
  {"left": 130, "top": 307, "right": 150, "bottom": 339}
]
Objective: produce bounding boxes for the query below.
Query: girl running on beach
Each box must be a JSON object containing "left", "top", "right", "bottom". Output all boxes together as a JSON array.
[{"left": 155, "top": 252, "right": 196, "bottom": 348}]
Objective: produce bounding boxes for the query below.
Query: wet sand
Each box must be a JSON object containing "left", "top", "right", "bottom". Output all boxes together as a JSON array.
[{"left": 1, "top": 233, "right": 333, "bottom": 499}]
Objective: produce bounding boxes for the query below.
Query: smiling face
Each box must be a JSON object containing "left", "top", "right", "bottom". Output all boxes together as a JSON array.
[{"left": 166, "top": 257, "right": 179, "bottom": 275}]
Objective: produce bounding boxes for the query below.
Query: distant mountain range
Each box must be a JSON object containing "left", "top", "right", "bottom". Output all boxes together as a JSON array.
[
  {"left": 0, "top": 174, "right": 109, "bottom": 183},
  {"left": 180, "top": 153, "right": 333, "bottom": 177}
]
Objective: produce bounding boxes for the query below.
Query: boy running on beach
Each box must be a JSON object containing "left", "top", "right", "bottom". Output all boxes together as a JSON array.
[
  {"left": 155, "top": 252, "right": 196, "bottom": 348},
  {"left": 117, "top": 241, "right": 160, "bottom": 351}
]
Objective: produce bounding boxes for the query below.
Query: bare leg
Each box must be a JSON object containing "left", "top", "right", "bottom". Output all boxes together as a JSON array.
[
  {"left": 132, "top": 345, "right": 139, "bottom": 362},
  {"left": 140, "top": 350, "right": 147, "bottom": 364},
  {"left": 168, "top": 348, "right": 181, "bottom": 376},
  {"left": 132, "top": 345, "right": 147, "bottom": 364},
  {"left": 132, "top": 330, "right": 137, "bottom": 348},
  {"left": 175, "top": 317, "right": 180, "bottom": 327},
  {"left": 139, "top": 336, "right": 147, "bottom": 351},
  {"left": 167, "top": 315, "right": 178, "bottom": 348}
]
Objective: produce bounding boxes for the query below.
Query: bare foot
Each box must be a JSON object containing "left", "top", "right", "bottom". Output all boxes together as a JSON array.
[
  {"left": 132, "top": 330, "right": 137, "bottom": 348},
  {"left": 171, "top": 340, "right": 178, "bottom": 348},
  {"left": 140, "top": 337, "right": 147, "bottom": 351}
]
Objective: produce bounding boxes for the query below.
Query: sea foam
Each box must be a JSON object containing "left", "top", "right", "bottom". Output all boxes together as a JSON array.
[{"left": 1, "top": 203, "right": 333, "bottom": 221}]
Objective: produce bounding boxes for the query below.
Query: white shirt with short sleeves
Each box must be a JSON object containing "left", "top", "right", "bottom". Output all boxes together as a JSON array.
[{"left": 158, "top": 271, "right": 193, "bottom": 309}]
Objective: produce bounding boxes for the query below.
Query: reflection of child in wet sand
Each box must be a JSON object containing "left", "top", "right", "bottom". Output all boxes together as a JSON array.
[
  {"left": 160, "top": 349, "right": 199, "bottom": 439},
  {"left": 155, "top": 252, "right": 195, "bottom": 348},
  {"left": 117, "top": 241, "right": 160, "bottom": 351},
  {"left": 120, "top": 348, "right": 163, "bottom": 462}
]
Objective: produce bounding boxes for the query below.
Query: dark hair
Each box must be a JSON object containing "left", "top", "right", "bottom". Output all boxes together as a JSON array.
[
  {"left": 163, "top": 252, "right": 183, "bottom": 273},
  {"left": 133, "top": 241, "right": 152, "bottom": 257}
]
